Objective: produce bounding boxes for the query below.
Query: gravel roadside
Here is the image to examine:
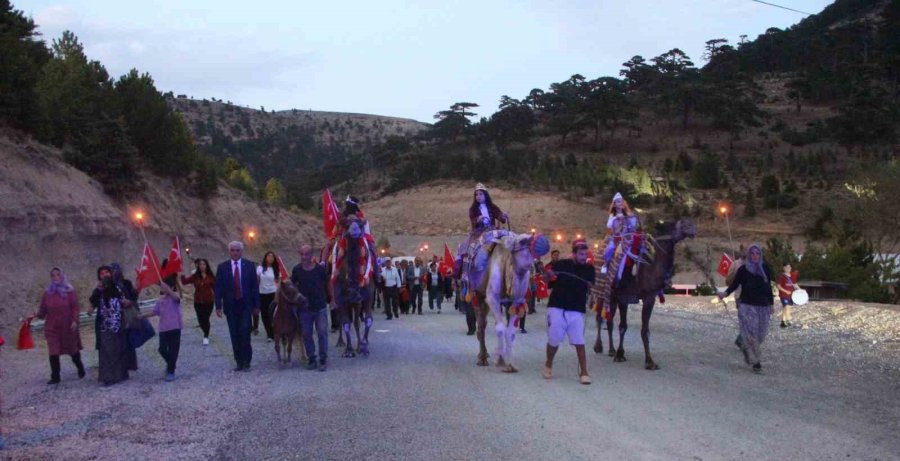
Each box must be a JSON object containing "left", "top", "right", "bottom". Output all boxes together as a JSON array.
[{"left": 2, "top": 297, "right": 898, "bottom": 460}]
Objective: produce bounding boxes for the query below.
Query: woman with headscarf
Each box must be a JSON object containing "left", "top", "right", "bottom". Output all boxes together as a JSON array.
[
  {"left": 109, "top": 262, "right": 139, "bottom": 372},
  {"left": 34, "top": 268, "right": 85, "bottom": 384},
  {"left": 718, "top": 244, "right": 774, "bottom": 373},
  {"left": 97, "top": 274, "right": 131, "bottom": 386}
]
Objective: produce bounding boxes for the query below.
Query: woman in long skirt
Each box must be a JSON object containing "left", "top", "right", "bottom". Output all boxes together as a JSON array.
[
  {"left": 97, "top": 279, "right": 130, "bottom": 386},
  {"left": 718, "top": 244, "right": 775, "bottom": 373}
]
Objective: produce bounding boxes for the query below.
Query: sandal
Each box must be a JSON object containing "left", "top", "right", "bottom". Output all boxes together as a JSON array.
[
  {"left": 543, "top": 366, "right": 552, "bottom": 379},
  {"left": 579, "top": 375, "right": 592, "bottom": 385}
]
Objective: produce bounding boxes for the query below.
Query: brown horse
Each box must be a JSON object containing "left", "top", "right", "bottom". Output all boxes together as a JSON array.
[
  {"left": 465, "top": 231, "right": 547, "bottom": 372},
  {"left": 273, "top": 280, "right": 306, "bottom": 367},
  {"left": 594, "top": 219, "right": 696, "bottom": 370}
]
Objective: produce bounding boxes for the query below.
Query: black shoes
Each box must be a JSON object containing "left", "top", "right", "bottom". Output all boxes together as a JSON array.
[
  {"left": 752, "top": 363, "right": 762, "bottom": 373},
  {"left": 466, "top": 330, "right": 476, "bottom": 336},
  {"left": 780, "top": 321, "right": 787, "bottom": 328},
  {"left": 520, "top": 329, "right": 528, "bottom": 334},
  {"left": 47, "top": 377, "right": 61, "bottom": 385}
]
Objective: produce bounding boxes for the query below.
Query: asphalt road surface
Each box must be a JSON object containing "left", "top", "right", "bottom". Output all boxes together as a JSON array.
[{"left": 3, "top": 300, "right": 899, "bottom": 460}]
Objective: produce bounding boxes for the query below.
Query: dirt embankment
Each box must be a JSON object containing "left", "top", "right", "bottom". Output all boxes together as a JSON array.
[{"left": 0, "top": 134, "right": 323, "bottom": 333}]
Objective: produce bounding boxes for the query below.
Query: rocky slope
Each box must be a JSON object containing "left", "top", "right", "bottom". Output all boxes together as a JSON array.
[{"left": 0, "top": 132, "right": 322, "bottom": 333}]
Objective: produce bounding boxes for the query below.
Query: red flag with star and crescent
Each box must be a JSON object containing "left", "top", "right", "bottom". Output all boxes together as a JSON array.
[
  {"left": 717, "top": 253, "right": 734, "bottom": 278},
  {"left": 160, "top": 236, "right": 183, "bottom": 278},
  {"left": 135, "top": 242, "right": 163, "bottom": 291},
  {"left": 441, "top": 243, "right": 454, "bottom": 273},
  {"left": 323, "top": 188, "right": 341, "bottom": 239}
]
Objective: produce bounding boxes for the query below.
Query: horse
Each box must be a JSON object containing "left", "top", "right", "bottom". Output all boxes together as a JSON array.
[
  {"left": 331, "top": 218, "right": 375, "bottom": 358},
  {"left": 273, "top": 280, "right": 306, "bottom": 367},
  {"left": 593, "top": 219, "right": 696, "bottom": 370},
  {"left": 463, "top": 231, "right": 548, "bottom": 373}
]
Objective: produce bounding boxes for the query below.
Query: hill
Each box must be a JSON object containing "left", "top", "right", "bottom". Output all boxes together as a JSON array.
[{"left": 0, "top": 130, "right": 322, "bottom": 332}]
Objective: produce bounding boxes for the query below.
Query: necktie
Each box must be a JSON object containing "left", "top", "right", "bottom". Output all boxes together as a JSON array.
[{"left": 233, "top": 261, "right": 242, "bottom": 299}]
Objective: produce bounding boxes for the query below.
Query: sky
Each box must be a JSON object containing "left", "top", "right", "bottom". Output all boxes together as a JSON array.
[{"left": 21, "top": 0, "right": 834, "bottom": 123}]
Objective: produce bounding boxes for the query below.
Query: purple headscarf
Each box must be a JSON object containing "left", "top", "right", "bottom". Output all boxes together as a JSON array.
[
  {"left": 46, "top": 267, "right": 74, "bottom": 297},
  {"left": 744, "top": 244, "right": 768, "bottom": 282}
]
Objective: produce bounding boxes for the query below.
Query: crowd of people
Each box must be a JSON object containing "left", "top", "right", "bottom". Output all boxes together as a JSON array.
[{"left": 20, "top": 185, "right": 801, "bottom": 392}]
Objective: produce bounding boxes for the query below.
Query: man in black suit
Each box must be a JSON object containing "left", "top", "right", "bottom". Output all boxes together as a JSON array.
[{"left": 214, "top": 241, "right": 260, "bottom": 371}]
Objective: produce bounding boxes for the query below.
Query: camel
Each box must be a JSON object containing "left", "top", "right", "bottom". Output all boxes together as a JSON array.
[
  {"left": 464, "top": 231, "right": 549, "bottom": 373},
  {"left": 593, "top": 219, "right": 696, "bottom": 370}
]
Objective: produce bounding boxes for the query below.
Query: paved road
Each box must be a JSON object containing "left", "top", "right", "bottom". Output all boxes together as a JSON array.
[{"left": 3, "top": 301, "right": 899, "bottom": 460}]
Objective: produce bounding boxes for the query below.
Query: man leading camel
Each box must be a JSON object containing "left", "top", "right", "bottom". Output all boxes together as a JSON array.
[{"left": 543, "top": 239, "right": 595, "bottom": 385}]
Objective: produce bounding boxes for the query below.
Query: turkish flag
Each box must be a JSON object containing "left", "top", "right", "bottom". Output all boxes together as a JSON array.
[
  {"left": 323, "top": 188, "right": 341, "bottom": 239},
  {"left": 717, "top": 253, "right": 734, "bottom": 277},
  {"left": 135, "top": 242, "right": 163, "bottom": 291},
  {"left": 160, "top": 236, "right": 182, "bottom": 278},
  {"left": 441, "top": 243, "right": 454, "bottom": 273},
  {"left": 534, "top": 275, "right": 549, "bottom": 300},
  {"left": 276, "top": 255, "right": 291, "bottom": 281}
]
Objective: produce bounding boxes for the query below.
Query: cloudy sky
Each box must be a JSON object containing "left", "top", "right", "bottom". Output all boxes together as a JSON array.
[{"left": 22, "top": 0, "right": 833, "bottom": 122}]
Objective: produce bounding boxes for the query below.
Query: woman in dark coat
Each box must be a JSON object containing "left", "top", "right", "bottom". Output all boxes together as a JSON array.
[
  {"left": 718, "top": 244, "right": 775, "bottom": 373},
  {"left": 97, "top": 277, "right": 131, "bottom": 386},
  {"left": 35, "top": 267, "right": 85, "bottom": 384}
]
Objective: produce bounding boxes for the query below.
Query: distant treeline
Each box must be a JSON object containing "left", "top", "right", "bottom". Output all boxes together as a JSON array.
[
  {"left": 0, "top": 2, "right": 217, "bottom": 197},
  {"left": 378, "top": 0, "right": 899, "bottom": 196}
]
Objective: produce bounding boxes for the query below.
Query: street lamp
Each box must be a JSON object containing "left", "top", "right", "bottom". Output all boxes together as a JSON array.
[
  {"left": 718, "top": 203, "right": 735, "bottom": 257},
  {"left": 132, "top": 210, "right": 163, "bottom": 282},
  {"left": 555, "top": 233, "right": 563, "bottom": 242}
]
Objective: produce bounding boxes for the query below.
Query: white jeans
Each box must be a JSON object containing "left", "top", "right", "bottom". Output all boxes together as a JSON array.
[{"left": 546, "top": 307, "right": 585, "bottom": 347}]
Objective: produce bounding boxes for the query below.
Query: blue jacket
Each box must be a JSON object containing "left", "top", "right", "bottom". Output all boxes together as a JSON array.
[{"left": 214, "top": 259, "right": 260, "bottom": 313}]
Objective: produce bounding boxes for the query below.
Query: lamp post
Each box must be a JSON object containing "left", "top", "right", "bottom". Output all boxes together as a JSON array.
[
  {"left": 719, "top": 204, "right": 735, "bottom": 257},
  {"left": 133, "top": 210, "right": 163, "bottom": 282}
]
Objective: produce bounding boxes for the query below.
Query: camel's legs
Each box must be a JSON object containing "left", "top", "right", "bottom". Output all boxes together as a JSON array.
[
  {"left": 615, "top": 300, "right": 629, "bottom": 362},
  {"left": 593, "top": 311, "right": 604, "bottom": 354},
  {"left": 606, "top": 302, "right": 618, "bottom": 357},
  {"left": 475, "top": 297, "right": 489, "bottom": 366},
  {"left": 641, "top": 296, "right": 659, "bottom": 370}
]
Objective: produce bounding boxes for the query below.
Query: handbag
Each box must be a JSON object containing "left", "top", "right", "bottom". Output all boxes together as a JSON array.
[
  {"left": 127, "top": 318, "right": 156, "bottom": 349},
  {"left": 121, "top": 305, "right": 141, "bottom": 330}
]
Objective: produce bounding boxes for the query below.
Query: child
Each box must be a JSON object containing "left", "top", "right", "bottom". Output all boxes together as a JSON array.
[{"left": 144, "top": 275, "right": 183, "bottom": 382}]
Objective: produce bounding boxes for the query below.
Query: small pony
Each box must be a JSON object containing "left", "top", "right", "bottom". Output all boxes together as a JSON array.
[{"left": 273, "top": 279, "right": 307, "bottom": 367}]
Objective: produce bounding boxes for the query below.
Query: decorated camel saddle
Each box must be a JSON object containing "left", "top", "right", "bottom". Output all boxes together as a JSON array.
[
  {"left": 330, "top": 215, "right": 374, "bottom": 305},
  {"left": 458, "top": 229, "right": 510, "bottom": 294},
  {"left": 593, "top": 219, "right": 653, "bottom": 312}
]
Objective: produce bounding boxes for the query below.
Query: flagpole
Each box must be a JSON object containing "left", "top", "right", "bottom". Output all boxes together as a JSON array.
[{"left": 134, "top": 211, "right": 164, "bottom": 284}]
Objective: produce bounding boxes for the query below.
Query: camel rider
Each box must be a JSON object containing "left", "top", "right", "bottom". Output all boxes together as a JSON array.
[
  {"left": 601, "top": 192, "right": 642, "bottom": 278},
  {"left": 456, "top": 183, "right": 509, "bottom": 279}
]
